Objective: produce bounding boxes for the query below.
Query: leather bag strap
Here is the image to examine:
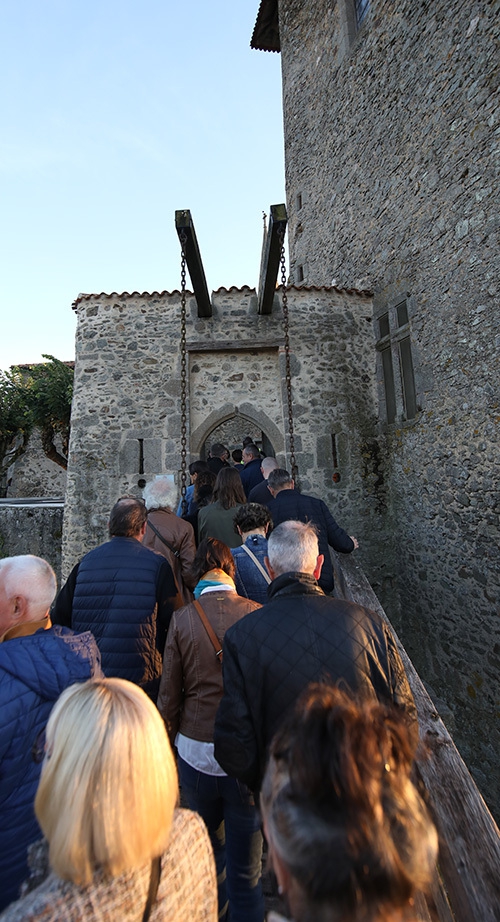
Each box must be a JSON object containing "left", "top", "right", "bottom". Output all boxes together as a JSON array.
[
  {"left": 193, "top": 599, "right": 223, "bottom": 663},
  {"left": 142, "top": 855, "right": 162, "bottom": 922},
  {"left": 241, "top": 544, "right": 271, "bottom": 584},
  {"left": 146, "top": 519, "right": 181, "bottom": 558}
]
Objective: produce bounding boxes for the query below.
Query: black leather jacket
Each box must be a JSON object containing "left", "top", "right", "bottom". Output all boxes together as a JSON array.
[{"left": 214, "top": 572, "right": 416, "bottom": 791}]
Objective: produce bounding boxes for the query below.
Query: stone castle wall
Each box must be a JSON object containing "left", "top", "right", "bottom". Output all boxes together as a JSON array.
[
  {"left": 0, "top": 504, "right": 64, "bottom": 582},
  {"left": 277, "top": 0, "right": 499, "bottom": 810},
  {"left": 63, "top": 285, "right": 388, "bottom": 586}
]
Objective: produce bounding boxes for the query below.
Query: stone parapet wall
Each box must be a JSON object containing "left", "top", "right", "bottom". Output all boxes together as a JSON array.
[
  {"left": 0, "top": 504, "right": 64, "bottom": 583},
  {"left": 277, "top": 0, "right": 499, "bottom": 812}
]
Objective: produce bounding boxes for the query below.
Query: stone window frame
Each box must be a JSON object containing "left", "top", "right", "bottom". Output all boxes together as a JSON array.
[
  {"left": 339, "top": 0, "right": 371, "bottom": 53},
  {"left": 375, "top": 295, "right": 418, "bottom": 425},
  {"left": 354, "top": 0, "right": 370, "bottom": 28}
]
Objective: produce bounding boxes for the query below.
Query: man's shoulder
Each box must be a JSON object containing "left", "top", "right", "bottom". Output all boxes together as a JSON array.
[
  {"left": 248, "top": 481, "right": 272, "bottom": 504},
  {"left": 0, "top": 627, "right": 100, "bottom": 695},
  {"left": 82, "top": 537, "right": 163, "bottom": 565},
  {"left": 225, "top": 603, "right": 266, "bottom": 639},
  {"left": 320, "top": 596, "right": 385, "bottom": 636}
]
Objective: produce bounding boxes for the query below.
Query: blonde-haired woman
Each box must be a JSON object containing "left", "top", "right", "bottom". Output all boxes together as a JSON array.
[{"left": 1, "top": 678, "right": 217, "bottom": 922}]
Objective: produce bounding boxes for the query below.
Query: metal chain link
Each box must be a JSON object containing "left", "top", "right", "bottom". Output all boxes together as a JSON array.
[
  {"left": 179, "top": 229, "right": 188, "bottom": 514},
  {"left": 279, "top": 228, "right": 298, "bottom": 483}
]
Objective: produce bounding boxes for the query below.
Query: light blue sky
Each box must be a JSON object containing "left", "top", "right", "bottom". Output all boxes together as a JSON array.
[{"left": 0, "top": 0, "right": 285, "bottom": 369}]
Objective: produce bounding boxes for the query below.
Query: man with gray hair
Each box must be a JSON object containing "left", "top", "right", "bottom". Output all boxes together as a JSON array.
[
  {"left": 266, "top": 468, "right": 358, "bottom": 593},
  {"left": 247, "top": 456, "right": 279, "bottom": 506},
  {"left": 239, "top": 443, "right": 264, "bottom": 498},
  {"left": 214, "top": 521, "right": 416, "bottom": 793},
  {"left": 0, "top": 556, "right": 101, "bottom": 910}
]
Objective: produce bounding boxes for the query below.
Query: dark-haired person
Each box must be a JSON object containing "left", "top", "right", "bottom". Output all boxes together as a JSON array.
[
  {"left": 231, "top": 503, "right": 273, "bottom": 604},
  {"left": 261, "top": 684, "right": 438, "bottom": 922},
  {"left": 267, "top": 469, "right": 358, "bottom": 594},
  {"left": 183, "top": 470, "right": 217, "bottom": 544},
  {"left": 52, "top": 497, "right": 180, "bottom": 698},
  {"left": 158, "top": 539, "right": 263, "bottom": 922},
  {"left": 239, "top": 444, "right": 264, "bottom": 498},
  {"left": 207, "top": 443, "right": 230, "bottom": 476},
  {"left": 198, "top": 468, "right": 246, "bottom": 549},
  {"left": 176, "top": 460, "right": 210, "bottom": 516}
]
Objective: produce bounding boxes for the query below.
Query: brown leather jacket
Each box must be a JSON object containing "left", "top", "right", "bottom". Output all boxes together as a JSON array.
[
  {"left": 158, "top": 590, "right": 260, "bottom": 745},
  {"left": 143, "top": 508, "right": 196, "bottom": 605}
]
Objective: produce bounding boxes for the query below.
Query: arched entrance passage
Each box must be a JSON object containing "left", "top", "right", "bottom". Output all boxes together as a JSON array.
[{"left": 190, "top": 403, "right": 285, "bottom": 465}]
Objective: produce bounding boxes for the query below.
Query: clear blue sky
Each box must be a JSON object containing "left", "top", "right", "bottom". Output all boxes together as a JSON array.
[{"left": 0, "top": 0, "right": 285, "bottom": 369}]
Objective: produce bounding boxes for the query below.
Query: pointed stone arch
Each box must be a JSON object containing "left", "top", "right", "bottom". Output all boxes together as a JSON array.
[{"left": 190, "top": 402, "right": 285, "bottom": 464}]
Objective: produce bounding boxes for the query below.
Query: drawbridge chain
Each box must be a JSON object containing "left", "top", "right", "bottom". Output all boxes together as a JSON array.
[
  {"left": 279, "top": 228, "right": 298, "bottom": 483},
  {"left": 179, "top": 229, "right": 188, "bottom": 514}
]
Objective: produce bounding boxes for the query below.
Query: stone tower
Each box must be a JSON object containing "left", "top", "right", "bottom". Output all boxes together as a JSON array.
[
  {"left": 64, "top": 283, "right": 380, "bottom": 575},
  {"left": 252, "top": 0, "right": 499, "bottom": 811}
]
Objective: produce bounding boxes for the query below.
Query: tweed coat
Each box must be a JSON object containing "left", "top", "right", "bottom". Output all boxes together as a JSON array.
[{"left": 0, "top": 809, "right": 217, "bottom": 922}]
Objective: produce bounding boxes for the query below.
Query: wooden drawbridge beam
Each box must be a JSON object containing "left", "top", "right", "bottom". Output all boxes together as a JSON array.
[
  {"left": 258, "top": 204, "right": 288, "bottom": 315},
  {"left": 175, "top": 210, "right": 212, "bottom": 318}
]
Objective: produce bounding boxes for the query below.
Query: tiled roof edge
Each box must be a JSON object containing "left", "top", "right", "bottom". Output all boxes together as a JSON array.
[
  {"left": 72, "top": 283, "right": 372, "bottom": 310},
  {"left": 251, "top": 0, "right": 280, "bottom": 52},
  {"left": 72, "top": 289, "right": 192, "bottom": 309}
]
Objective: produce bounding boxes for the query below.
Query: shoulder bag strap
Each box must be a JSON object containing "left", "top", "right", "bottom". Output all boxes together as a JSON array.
[
  {"left": 193, "top": 599, "right": 223, "bottom": 663},
  {"left": 241, "top": 543, "right": 271, "bottom": 584},
  {"left": 147, "top": 519, "right": 181, "bottom": 558},
  {"left": 142, "top": 855, "right": 162, "bottom": 922}
]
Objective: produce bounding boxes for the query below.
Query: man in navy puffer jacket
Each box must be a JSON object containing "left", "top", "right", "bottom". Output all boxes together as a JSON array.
[
  {"left": 0, "top": 555, "right": 102, "bottom": 911},
  {"left": 52, "top": 496, "right": 181, "bottom": 699}
]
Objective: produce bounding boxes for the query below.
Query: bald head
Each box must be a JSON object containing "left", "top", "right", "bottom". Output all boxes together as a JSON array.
[
  {"left": 0, "top": 555, "right": 57, "bottom": 637},
  {"left": 261, "top": 457, "right": 278, "bottom": 479}
]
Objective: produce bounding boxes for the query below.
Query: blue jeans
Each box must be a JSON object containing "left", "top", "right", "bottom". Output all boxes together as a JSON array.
[{"left": 178, "top": 756, "right": 264, "bottom": 922}]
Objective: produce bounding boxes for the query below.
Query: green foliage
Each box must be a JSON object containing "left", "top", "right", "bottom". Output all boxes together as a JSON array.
[
  {"left": 0, "top": 369, "right": 33, "bottom": 494},
  {"left": 0, "top": 356, "right": 74, "bottom": 495},
  {"left": 25, "top": 356, "right": 74, "bottom": 469}
]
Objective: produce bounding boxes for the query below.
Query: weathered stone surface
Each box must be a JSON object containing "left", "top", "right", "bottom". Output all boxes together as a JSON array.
[
  {"left": 277, "top": 0, "right": 499, "bottom": 814},
  {"left": 7, "top": 430, "right": 67, "bottom": 498},
  {"left": 63, "top": 286, "right": 378, "bottom": 598},
  {"left": 0, "top": 505, "right": 64, "bottom": 582}
]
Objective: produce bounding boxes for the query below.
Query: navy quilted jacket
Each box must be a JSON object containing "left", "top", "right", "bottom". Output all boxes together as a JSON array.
[
  {"left": 214, "top": 573, "right": 417, "bottom": 792},
  {"left": 70, "top": 537, "right": 168, "bottom": 695},
  {"left": 267, "top": 489, "right": 355, "bottom": 592},
  {"left": 0, "top": 626, "right": 101, "bottom": 911}
]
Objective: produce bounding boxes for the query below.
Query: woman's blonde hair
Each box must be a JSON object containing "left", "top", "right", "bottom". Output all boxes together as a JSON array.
[{"left": 35, "top": 677, "right": 178, "bottom": 885}]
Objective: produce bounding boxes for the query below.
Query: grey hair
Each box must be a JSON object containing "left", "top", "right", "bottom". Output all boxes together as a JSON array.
[
  {"left": 267, "top": 468, "right": 293, "bottom": 492},
  {"left": 142, "top": 475, "right": 178, "bottom": 511},
  {"left": 261, "top": 457, "right": 279, "bottom": 477},
  {"left": 0, "top": 555, "right": 57, "bottom": 620},
  {"left": 267, "top": 521, "right": 319, "bottom": 576},
  {"left": 243, "top": 443, "right": 261, "bottom": 460}
]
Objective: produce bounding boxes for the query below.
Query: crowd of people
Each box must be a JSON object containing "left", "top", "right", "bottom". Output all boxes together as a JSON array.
[{"left": 0, "top": 437, "right": 439, "bottom": 921}]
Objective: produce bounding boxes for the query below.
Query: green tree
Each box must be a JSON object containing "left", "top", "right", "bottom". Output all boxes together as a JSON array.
[
  {"left": 0, "top": 369, "right": 33, "bottom": 496},
  {"left": 26, "top": 355, "right": 73, "bottom": 470}
]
